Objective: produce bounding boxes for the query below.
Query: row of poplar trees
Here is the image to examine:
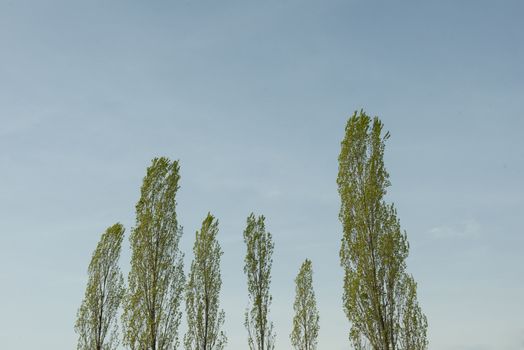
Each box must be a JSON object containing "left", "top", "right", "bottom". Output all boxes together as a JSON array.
[{"left": 74, "top": 110, "right": 428, "bottom": 350}]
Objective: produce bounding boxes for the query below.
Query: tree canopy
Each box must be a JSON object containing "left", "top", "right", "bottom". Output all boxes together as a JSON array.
[
  {"left": 185, "top": 213, "right": 227, "bottom": 350},
  {"left": 290, "top": 259, "right": 319, "bottom": 350},
  {"left": 243, "top": 213, "right": 276, "bottom": 350},
  {"left": 122, "top": 157, "right": 185, "bottom": 350},
  {"left": 337, "top": 111, "right": 428, "bottom": 350},
  {"left": 75, "top": 223, "right": 125, "bottom": 350}
]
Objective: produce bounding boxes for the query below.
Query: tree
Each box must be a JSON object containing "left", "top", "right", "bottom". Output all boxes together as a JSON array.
[
  {"left": 184, "top": 213, "right": 227, "bottom": 350},
  {"left": 75, "top": 223, "right": 125, "bottom": 350},
  {"left": 122, "top": 157, "right": 185, "bottom": 350},
  {"left": 399, "top": 276, "right": 428, "bottom": 350},
  {"left": 337, "top": 110, "right": 428, "bottom": 350},
  {"left": 290, "top": 259, "right": 319, "bottom": 350},
  {"left": 243, "top": 213, "right": 276, "bottom": 350}
]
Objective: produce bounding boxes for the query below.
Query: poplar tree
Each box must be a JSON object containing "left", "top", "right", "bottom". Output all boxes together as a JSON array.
[
  {"left": 243, "top": 213, "right": 275, "bottom": 350},
  {"left": 337, "top": 111, "right": 428, "bottom": 350},
  {"left": 123, "top": 157, "right": 185, "bottom": 350},
  {"left": 184, "top": 213, "right": 227, "bottom": 350},
  {"left": 75, "top": 223, "right": 125, "bottom": 350},
  {"left": 290, "top": 259, "right": 319, "bottom": 350}
]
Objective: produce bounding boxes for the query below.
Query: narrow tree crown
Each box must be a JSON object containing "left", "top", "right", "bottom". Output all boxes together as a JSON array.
[
  {"left": 290, "top": 259, "right": 319, "bottom": 350},
  {"left": 337, "top": 111, "right": 428, "bottom": 350},
  {"left": 75, "top": 223, "right": 125, "bottom": 350},
  {"left": 123, "top": 157, "right": 185, "bottom": 350},
  {"left": 243, "top": 213, "right": 276, "bottom": 350},
  {"left": 185, "top": 213, "right": 227, "bottom": 350}
]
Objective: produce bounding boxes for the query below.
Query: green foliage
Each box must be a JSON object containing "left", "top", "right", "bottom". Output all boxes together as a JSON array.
[
  {"left": 75, "top": 223, "right": 125, "bottom": 350},
  {"left": 243, "top": 213, "right": 276, "bottom": 350},
  {"left": 290, "top": 259, "right": 319, "bottom": 350},
  {"left": 337, "top": 111, "right": 428, "bottom": 350},
  {"left": 184, "top": 213, "right": 227, "bottom": 350},
  {"left": 400, "top": 276, "right": 428, "bottom": 350},
  {"left": 122, "top": 157, "right": 185, "bottom": 350}
]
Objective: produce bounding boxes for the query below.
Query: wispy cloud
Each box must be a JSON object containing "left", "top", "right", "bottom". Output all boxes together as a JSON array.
[{"left": 429, "top": 219, "right": 481, "bottom": 239}]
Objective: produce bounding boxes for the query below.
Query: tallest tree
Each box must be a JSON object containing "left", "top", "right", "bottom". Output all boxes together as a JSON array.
[
  {"left": 123, "top": 157, "right": 186, "bottom": 350},
  {"left": 337, "top": 111, "right": 428, "bottom": 350}
]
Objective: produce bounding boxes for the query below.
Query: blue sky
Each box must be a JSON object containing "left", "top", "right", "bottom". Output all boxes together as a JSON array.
[{"left": 0, "top": 1, "right": 523, "bottom": 349}]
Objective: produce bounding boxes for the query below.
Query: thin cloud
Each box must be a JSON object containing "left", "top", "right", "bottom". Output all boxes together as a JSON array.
[{"left": 429, "top": 219, "right": 481, "bottom": 239}]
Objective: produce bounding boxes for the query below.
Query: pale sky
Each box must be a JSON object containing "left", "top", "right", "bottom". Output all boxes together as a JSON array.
[{"left": 0, "top": 1, "right": 523, "bottom": 349}]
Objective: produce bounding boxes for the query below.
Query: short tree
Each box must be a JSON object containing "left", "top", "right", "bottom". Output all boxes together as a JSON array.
[
  {"left": 337, "top": 111, "right": 428, "bottom": 350},
  {"left": 243, "top": 213, "right": 276, "bottom": 350},
  {"left": 75, "top": 223, "right": 125, "bottom": 350},
  {"left": 122, "top": 157, "right": 185, "bottom": 350},
  {"left": 290, "top": 259, "right": 319, "bottom": 350},
  {"left": 184, "top": 213, "right": 227, "bottom": 350}
]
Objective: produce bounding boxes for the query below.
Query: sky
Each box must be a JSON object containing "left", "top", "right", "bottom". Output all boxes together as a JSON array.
[{"left": 0, "top": 0, "right": 523, "bottom": 349}]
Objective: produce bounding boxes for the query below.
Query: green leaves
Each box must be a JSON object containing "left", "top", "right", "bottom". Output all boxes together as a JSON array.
[
  {"left": 75, "top": 223, "right": 125, "bottom": 350},
  {"left": 243, "top": 213, "right": 275, "bottom": 350},
  {"left": 122, "top": 157, "right": 185, "bottom": 350},
  {"left": 73, "top": 112, "right": 430, "bottom": 350},
  {"left": 400, "top": 276, "right": 428, "bottom": 350},
  {"left": 185, "top": 213, "right": 227, "bottom": 350},
  {"left": 337, "top": 111, "right": 428, "bottom": 350},
  {"left": 290, "top": 259, "right": 319, "bottom": 350}
]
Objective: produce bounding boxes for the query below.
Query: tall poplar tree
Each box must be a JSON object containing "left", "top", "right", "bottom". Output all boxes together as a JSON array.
[
  {"left": 75, "top": 223, "right": 125, "bottom": 350},
  {"left": 243, "top": 213, "right": 275, "bottom": 350},
  {"left": 123, "top": 157, "right": 185, "bottom": 350},
  {"left": 184, "top": 213, "right": 227, "bottom": 350},
  {"left": 337, "top": 111, "right": 428, "bottom": 350},
  {"left": 290, "top": 259, "right": 319, "bottom": 350}
]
